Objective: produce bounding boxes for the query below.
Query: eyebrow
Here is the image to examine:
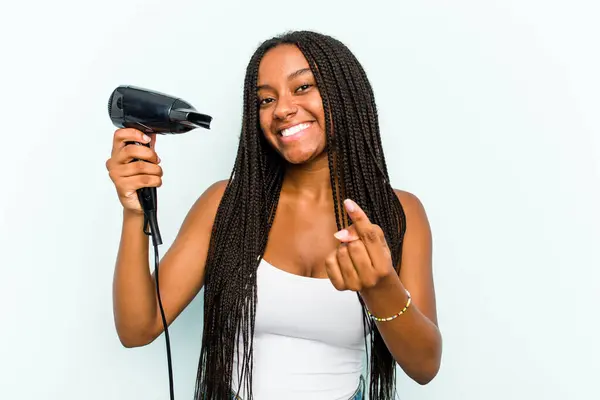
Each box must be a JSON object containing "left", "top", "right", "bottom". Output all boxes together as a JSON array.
[{"left": 256, "top": 68, "right": 313, "bottom": 91}]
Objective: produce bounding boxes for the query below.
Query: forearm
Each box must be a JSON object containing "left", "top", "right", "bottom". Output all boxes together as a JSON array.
[
  {"left": 112, "top": 209, "right": 158, "bottom": 347},
  {"left": 360, "top": 275, "right": 442, "bottom": 384}
]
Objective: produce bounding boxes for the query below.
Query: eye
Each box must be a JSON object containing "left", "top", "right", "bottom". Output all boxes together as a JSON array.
[
  {"left": 295, "top": 84, "right": 312, "bottom": 92},
  {"left": 258, "top": 97, "right": 274, "bottom": 106}
]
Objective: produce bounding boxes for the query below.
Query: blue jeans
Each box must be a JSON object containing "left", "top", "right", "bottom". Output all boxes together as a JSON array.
[
  {"left": 348, "top": 374, "right": 365, "bottom": 400},
  {"left": 226, "top": 375, "right": 365, "bottom": 399}
]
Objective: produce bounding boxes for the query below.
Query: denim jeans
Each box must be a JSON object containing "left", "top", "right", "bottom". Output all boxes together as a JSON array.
[
  {"left": 225, "top": 375, "right": 365, "bottom": 399},
  {"left": 347, "top": 374, "right": 365, "bottom": 400}
]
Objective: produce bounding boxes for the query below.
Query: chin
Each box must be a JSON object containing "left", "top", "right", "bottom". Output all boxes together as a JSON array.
[
  {"left": 282, "top": 154, "right": 314, "bottom": 165},
  {"left": 281, "top": 148, "right": 327, "bottom": 165}
]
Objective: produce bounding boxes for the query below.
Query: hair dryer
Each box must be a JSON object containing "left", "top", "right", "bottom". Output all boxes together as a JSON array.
[
  {"left": 107, "top": 85, "right": 212, "bottom": 400},
  {"left": 107, "top": 85, "right": 212, "bottom": 246}
]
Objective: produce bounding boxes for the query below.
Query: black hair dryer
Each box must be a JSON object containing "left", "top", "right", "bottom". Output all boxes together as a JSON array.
[{"left": 108, "top": 85, "right": 213, "bottom": 246}]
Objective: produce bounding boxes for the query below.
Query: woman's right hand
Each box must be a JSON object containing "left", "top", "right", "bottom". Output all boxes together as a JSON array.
[{"left": 105, "top": 128, "right": 163, "bottom": 214}]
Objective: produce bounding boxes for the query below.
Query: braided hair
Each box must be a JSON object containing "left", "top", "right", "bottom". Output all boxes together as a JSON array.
[{"left": 194, "top": 30, "right": 406, "bottom": 400}]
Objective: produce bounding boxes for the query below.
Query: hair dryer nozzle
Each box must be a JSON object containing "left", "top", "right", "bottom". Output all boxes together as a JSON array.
[
  {"left": 188, "top": 111, "right": 212, "bottom": 129},
  {"left": 169, "top": 108, "right": 212, "bottom": 130}
]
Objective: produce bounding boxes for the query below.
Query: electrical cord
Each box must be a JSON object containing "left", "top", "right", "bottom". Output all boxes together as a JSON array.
[
  {"left": 127, "top": 138, "right": 173, "bottom": 399},
  {"left": 144, "top": 208, "right": 174, "bottom": 400}
]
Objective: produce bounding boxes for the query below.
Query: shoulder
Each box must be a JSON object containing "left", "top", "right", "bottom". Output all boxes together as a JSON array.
[
  {"left": 201, "top": 179, "right": 229, "bottom": 202},
  {"left": 182, "top": 179, "right": 229, "bottom": 226},
  {"left": 393, "top": 189, "right": 428, "bottom": 218},
  {"left": 393, "top": 189, "right": 431, "bottom": 236}
]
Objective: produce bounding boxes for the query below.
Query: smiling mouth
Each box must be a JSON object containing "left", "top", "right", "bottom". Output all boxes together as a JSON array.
[{"left": 279, "top": 122, "right": 312, "bottom": 137}]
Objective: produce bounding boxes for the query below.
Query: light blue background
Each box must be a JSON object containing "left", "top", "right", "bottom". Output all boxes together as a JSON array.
[{"left": 1, "top": 0, "right": 599, "bottom": 399}]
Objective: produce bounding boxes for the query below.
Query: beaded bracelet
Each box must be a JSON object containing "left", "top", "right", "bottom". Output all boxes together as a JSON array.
[{"left": 366, "top": 290, "right": 412, "bottom": 322}]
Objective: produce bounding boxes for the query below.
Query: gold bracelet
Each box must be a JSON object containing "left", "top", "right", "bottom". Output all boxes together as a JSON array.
[{"left": 366, "top": 290, "right": 412, "bottom": 322}]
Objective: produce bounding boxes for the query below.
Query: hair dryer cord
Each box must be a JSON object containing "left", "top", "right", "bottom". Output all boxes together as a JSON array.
[
  {"left": 143, "top": 209, "right": 163, "bottom": 247},
  {"left": 144, "top": 210, "right": 174, "bottom": 400}
]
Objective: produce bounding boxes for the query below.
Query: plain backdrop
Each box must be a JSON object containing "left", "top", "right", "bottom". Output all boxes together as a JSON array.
[{"left": 1, "top": 0, "right": 599, "bottom": 399}]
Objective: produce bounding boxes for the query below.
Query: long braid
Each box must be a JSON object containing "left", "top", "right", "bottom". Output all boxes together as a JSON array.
[
  {"left": 305, "top": 33, "right": 406, "bottom": 398},
  {"left": 195, "top": 30, "right": 406, "bottom": 400}
]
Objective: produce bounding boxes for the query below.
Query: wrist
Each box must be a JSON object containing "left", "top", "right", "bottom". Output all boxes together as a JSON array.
[
  {"left": 360, "top": 272, "right": 402, "bottom": 299},
  {"left": 123, "top": 208, "right": 145, "bottom": 219},
  {"left": 123, "top": 208, "right": 147, "bottom": 232},
  {"left": 359, "top": 273, "right": 410, "bottom": 317}
]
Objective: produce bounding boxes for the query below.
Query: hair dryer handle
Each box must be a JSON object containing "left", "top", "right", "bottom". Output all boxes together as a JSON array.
[{"left": 124, "top": 141, "right": 162, "bottom": 245}]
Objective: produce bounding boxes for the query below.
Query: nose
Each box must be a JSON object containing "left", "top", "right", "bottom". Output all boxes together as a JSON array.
[{"left": 273, "top": 94, "right": 297, "bottom": 120}]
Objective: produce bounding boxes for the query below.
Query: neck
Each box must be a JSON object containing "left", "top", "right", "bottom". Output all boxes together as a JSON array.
[{"left": 281, "top": 153, "right": 333, "bottom": 202}]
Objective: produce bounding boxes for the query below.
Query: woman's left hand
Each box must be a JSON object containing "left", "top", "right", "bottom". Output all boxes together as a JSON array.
[{"left": 325, "top": 199, "right": 399, "bottom": 293}]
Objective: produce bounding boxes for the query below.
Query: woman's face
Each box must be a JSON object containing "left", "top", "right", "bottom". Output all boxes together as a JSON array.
[{"left": 256, "top": 44, "right": 327, "bottom": 165}]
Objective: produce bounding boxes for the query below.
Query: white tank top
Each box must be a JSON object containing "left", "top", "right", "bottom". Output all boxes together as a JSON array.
[{"left": 231, "top": 258, "right": 367, "bottom": 400}]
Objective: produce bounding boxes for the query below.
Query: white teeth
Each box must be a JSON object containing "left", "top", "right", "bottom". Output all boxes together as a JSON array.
[{"left": 281, "top": 122, "right": 311, "bottom": 137}]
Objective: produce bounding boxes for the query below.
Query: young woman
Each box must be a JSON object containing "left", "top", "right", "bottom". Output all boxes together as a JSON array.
[{"left": 106, "top": 30, "right": 442, "bottom": 400}]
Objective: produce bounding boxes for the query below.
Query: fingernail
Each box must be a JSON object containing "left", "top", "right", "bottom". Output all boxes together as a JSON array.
[
  {"left": 157, "top": 156, "right": 161, "bottom": 163},
  {"left": 334, "top": 229, "right": 349, "bottom": 240},
  {"left": 143, "top": 134, "right": 151, "bottom": 142},
  {"left": 344, "top": 199, "right": 356, "bottom": 213}
]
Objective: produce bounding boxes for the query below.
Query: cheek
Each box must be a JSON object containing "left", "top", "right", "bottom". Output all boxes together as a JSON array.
[
  {"left": 307, "top": 97, "right": 325, "bottom": 126},
  {"left": 316, "top": 104, "right": 328, "bottom": 138},
  {"left": 258, "top": 111, "right": 271, "bottom": 135},
  {"left": 309, "top": 95, "right": 331, "bottom": 136}
]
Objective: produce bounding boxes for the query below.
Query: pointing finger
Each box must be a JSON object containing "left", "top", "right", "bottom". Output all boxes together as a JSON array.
[
  {"left": 343, "top": 199, "right": 389, "bottom": 270},
  {"left": 344, "top": 199, "right": 372, "bottom": 235}
]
